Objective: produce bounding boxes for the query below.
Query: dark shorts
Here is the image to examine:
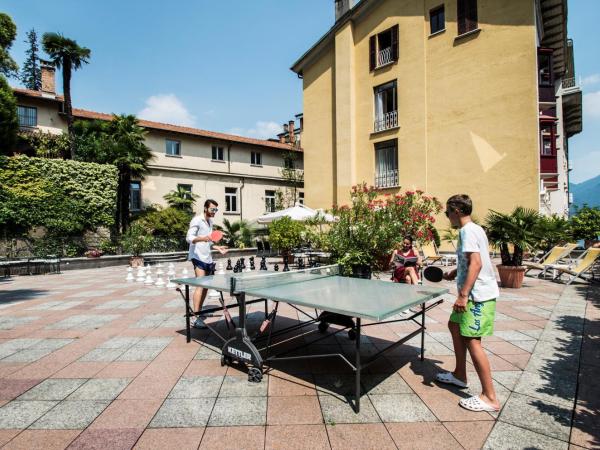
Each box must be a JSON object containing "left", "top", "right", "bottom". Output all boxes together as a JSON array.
[{"left": 191, "top": 259, "right": 215, "bottom": 275}]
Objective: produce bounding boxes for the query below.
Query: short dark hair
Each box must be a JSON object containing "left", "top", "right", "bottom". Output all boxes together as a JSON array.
[
  {"left": 446, "top": 194, "right": 472, "bottom": 216},
  {"left": 204, "top": 199, "right": 218, "bottom": 209},
  {"left": 403, "top": 236, "right": 413, "bottom": 244}
]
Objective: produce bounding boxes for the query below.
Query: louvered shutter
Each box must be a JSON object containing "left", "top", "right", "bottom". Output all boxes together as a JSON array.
[
  {"left": 467, "top": 0, "right": 478, "bottom": 32},
  {"left": 457, "top": 0, "right": 466, "bottom": 35},
  {"left": 391, "top": 25, "right": 399, "bottom": 62},
  {"left": 369, "top": 35, "right": 376, "bottom": 71}
]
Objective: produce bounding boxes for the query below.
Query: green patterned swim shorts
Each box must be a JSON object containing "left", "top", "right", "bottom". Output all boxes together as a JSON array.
[{"left": 450, "top": 299, "right": 496, "bottom": 337}]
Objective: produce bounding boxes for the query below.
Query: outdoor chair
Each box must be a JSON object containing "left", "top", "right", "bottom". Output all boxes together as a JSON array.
[
  {"left": 547, "top": 248, "right": 600, "bottom": 285},
  {"left": 524, "top": 243, "right": 577, "bottom": 276},
  {"left": 256, "top": 240, "right": 265, "bottom": 257},
  {"left": 263, "top": 241, "right": 272, "bottom": 257},
  {"left": 420, "top": 243, "right": 443, "bottom": 266}
]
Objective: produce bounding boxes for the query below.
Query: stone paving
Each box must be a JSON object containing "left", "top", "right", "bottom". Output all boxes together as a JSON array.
[{"left": 0, "top": 261, "right": 597, "bottom": 449}]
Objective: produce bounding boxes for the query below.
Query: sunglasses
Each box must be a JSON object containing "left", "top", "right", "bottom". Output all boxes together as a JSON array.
[{"left": 209, "top": 208, "right": 218, "bottom": 213}]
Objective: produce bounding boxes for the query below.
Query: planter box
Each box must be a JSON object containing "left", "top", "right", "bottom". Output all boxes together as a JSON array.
[{"left": 497, "top": 265, "right": 526, "bottom": 288}]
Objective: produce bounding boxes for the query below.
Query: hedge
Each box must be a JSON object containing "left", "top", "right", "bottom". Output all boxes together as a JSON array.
[{"left": 0, "top": 155, "right": 118, "bottom": 236}]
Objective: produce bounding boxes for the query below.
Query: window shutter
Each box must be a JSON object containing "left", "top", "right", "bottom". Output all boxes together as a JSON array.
[
  {"left": 457, "top": 0, "right": 466, "bottom": 35},
  {"left": 369, "top": 35, "right": 376, "bottom": 71},
  {"left": 467, "top": 0, "right": 478, "bottom": 32},
  {"left": 391, "top": 25, "right": 399, "bottom": 62}
]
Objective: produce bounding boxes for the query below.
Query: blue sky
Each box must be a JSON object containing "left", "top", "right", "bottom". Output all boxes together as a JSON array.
[{"left": 3, "top": 0, "right": 599, "bottom": 184}]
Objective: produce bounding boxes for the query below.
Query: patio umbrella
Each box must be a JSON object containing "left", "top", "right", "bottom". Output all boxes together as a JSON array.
[{"left": 256, "top": 203, "right": 337, "bottom": 224}]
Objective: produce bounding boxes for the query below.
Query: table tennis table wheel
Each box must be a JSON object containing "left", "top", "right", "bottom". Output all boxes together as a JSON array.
[
  {"left": 318, "top": 321, "right": 329, "bottom": 333},
  {"left": 347, "top": 329, "right": 357, "bottom": 341},
  {"left": 248, "top": 367, "right": 263, "bottom": 383},
  {"left": 221, "top": 355, "right": 231, "bottom": 367}
]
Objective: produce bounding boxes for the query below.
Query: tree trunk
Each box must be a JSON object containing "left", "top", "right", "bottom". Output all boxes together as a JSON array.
[{"left": 62, "top": 59, "right": 75, "bottom": 159}]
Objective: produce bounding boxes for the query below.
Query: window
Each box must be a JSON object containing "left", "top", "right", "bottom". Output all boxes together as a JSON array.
[
  {"left": 374, "top": 139, "right": 399, "bottom": 188},
  {"left": 299, "top": 192, "right": 305, "bottom": 205},
  {"left": 165, "top": 139, "right": 181, "bottom": 156},
  {"left": 538, "top": 49, "right": 553, "bottom": 87},
  {"left": 251, "top": 151, "right": 262, "bottom": 166},
  {"left": 17, "top": 106, "right": 37, "bottom": 127},
  {"left": 430, "top": 5, "right": 445, "bottom": 35},
  {"left": 457, "top": 0, "right": 478, "bottom": 35},
  {"left": 284, "top": 157, "right": 295, "bottom": 170},
  {"left": 177, "top": 184, "right": 193, "bottom": 200},
  {"left": 369, "top": 24, "right": 399, "bottom": 71},
  {"left": 374, "top": 81, "right": 398, "bottom": 132},
  {"left": 225, "top": 187, "right": 238, "bottom": 212},
  {"left": 540, "top": 123, "right": 556, "bottom": 156},
  {"left": 212, "top": 145, "right": 224, "bottom": 161},
  {"left": 265, "top": 190, "right": 276, "bottom": 212},
  {"left": 130, "top": 181, "right": 141, "bottom": 211}
]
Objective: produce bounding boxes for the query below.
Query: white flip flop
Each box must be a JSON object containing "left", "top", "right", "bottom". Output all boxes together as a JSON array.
[
  {"left": 435, "top": 371, "right": 468, "bottom": 388},
  {"left": 459, "top": 395, "right": 499, "bottom": 412}
]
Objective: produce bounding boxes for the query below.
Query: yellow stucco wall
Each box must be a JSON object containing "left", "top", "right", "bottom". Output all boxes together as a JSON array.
[{"left": 301, "top": 0, "right": 540, "bottom": 225}]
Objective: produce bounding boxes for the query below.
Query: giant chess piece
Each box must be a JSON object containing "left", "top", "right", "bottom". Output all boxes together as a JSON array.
[
  {"left": 240, "top": 258, "right": 246, "bottom": 269},
  {"left": 274, "top": 263, "right": 279, "bottom": 272},
  {"left": 226, "top": 259, "right": 233, "bottom": 271},
  {"left": 249, "top": 257, "right": 256, "bottom": 271},
  {"left": 217, "top": 262, "right": 225, "bottom": 275},
  {"left": 260, "top": 257, "right": 268, "bottom": 271},
  {"left": 298, "top": 258, "right": 305, "bottom": 270},
  {"left": 283, "top": 260, "right": 290, "bottom": 272}
]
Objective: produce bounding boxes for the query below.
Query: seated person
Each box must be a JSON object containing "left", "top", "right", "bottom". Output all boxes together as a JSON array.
[{"left": 389, "top": 236, "right": 422, "bottom": 285}]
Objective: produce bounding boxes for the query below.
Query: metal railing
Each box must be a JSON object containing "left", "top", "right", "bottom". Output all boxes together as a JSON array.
[
  {"left": 374, "top": 110, "right": 398, "bottom": 132},
  {"left": 377, "top": 47, "right": 392, "bottom": 67},
  {"left": 375, "top": 169, "right": 399, "bottom": 189},
  {"left": 562, "top": 77, "right": 576, "bottom": 89}
]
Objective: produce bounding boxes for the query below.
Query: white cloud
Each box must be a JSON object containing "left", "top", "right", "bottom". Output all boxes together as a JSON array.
[
  {"left": 228, "top": 121, "right": 282, "bottom": 140},
  {"left": 581, "top": 74, "right": 600, "bottom": 87},
  {"left": 570, "top": 150, "right": 600, "bottom": 184},
  {"left": 138, "top": 94, "right": 196, "bottom": 127},
  {"left": 583, "top": 90, "right": 600, "bottom": 119}
]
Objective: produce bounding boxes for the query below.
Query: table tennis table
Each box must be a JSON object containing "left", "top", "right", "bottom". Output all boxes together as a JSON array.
[{"left": 174, "top": 264, "right": 447, "bottom": 412}]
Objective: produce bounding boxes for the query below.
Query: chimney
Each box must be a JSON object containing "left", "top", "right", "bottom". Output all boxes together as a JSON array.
[
  {"left": 279, "top": 135, "right": 286, "bottom": 143},
  {"left": 40, "top": 63, "right": 56, "bottom": 94},
  {"left": 335, "top": 0, "right": 353, "bottom": 21},
  {"left": 288, "top": 120, "right": 295, "bottom": 144}
]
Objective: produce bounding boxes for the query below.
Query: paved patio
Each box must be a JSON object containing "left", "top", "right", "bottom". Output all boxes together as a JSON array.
[{"left": 0, "top": 261, "right": 597, "bottom": 449}]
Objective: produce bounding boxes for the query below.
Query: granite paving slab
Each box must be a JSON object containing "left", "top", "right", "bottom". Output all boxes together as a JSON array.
[
  {"left": 149, "top": 398, "right": 215, "bottom": 428},
  {"left": 0, "top": 400, "right": 58, "bottom": 429},
  {"left": 17, "top": 378, "right": 87, "bottom": 401},
  {"left": 208, "top": 397, "right": 267, "bottom": 426},
  {"left": 30, "top": 399, "right": 110, "bottom": 429},
  {"left": 168, "top": 376, "right": 224, "bottom": 398},
  {"left": 68, "top": 378, "right": 131, "bottom": 400}
]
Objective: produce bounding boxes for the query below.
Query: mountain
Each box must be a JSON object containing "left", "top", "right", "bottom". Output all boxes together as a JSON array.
[{"left": 570, "top": 174, "right": 600, "bottom": 212}]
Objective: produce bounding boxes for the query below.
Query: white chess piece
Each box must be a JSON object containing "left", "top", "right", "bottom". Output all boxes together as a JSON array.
[
  {"left": 181, "top": 267, "right": 189, "bottom": 277},
  {"left": 167, "top": 268, "right": 175, "bottom": 277},
  {"left": 156, "top": 267, "right": 164, "bottom": 276},
  {"left": 217, "top": 262, "right": 224, "bottom": 274},
  {"left": 155, "top": 276, "right": 165, "bottom": 287},
  {"left": 136, "top": 268, "right": 146, "bottom": 283},
  {"left": 126, "top": 271, "right": 135, "bottom": 282},
  {"left": 166, "top": 277, "right": 176, "bottom": 289},
  {"left": 144, "top": 274, "right": 154, "bottom": 285},
  {"left": 168, "top": 262, "right": 175, "bottom": 269}
]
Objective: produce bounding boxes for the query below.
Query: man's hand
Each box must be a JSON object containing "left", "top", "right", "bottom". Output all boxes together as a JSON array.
[
  {"left": 453, "top": 293, "right": 468, "bottom": 313},
  {"left": 443, "top": 269, "right": 457, "bottom": 281},
  {"left": 215, "top": 246, "right": 228, "bottom": 255}
]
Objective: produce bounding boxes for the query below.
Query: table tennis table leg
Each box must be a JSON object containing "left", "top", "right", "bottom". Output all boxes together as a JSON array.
[
  {"left": 355, "top": 317, "right": 361, "bottom": 413},
  {"left": 185, "top": 285, "right": 191, "bottom": 343},
  {"left": 420, "top": 302, "right": 425, "bottom": 361}
]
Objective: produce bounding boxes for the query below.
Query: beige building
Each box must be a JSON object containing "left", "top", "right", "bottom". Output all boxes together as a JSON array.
[
  {"left": 292, "top": 0, "right": 582, "bottom": 219},
  {"left": 13, "top": 67, "right": 303, "bottom": 226}
]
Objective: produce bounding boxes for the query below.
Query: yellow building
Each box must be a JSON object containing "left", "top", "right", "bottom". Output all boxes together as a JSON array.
[{"left": 292, "top": 0, "right": 582, "bottom": 219}]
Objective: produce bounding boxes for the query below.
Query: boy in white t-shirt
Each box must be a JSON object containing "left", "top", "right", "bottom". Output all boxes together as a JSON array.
[{"left": 435, "top": 194, "right": 500, "bottom": 412}]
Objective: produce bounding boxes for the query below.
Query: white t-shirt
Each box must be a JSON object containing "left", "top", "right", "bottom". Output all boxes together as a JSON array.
[
  {"left": 456, "top": 222, "right": 499, "bottom": 302},
  {"left": 186, "top": 216, "right": 213, "bottom": 263}
]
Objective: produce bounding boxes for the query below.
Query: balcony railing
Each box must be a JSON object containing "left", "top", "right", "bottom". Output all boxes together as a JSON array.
[
  {"left": 374, "top": 110, "right": 398, "bottom": 133},
  {"left": 377, "top": 47, "right": 392, "bottom": 67},
  {"left": 562, "top": 77, "right": 576, "bottom": 89},
  {"left": 375, "top": 169, "right": 399, "bottom": 189}
]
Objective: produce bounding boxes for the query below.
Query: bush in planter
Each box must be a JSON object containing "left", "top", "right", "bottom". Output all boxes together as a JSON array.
[
  {"left": 136, "top": 206, "right": 191, "bottom": 238},
  {"left": 485, "top": 207, "right": 541, "bottom": 288},
  {"left": 534, "top": 215, "right": 572, "bottom": 253},
  {"left": 121, "top": 223, "right": 154, "bottom": 257},
  {"left": 570, "top": 205, "right": 600, "bottom": 246},
  {"left": 327, "top": 183, "right": 441, "bottom": 275},
  {"left": 268, "top": 216, "right": 305, "bottom": 262}
]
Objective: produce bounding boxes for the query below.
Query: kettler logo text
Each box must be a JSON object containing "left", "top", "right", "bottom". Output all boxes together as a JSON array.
[{"left": 228, "top": 347, "right": 251, "bottom": 361}]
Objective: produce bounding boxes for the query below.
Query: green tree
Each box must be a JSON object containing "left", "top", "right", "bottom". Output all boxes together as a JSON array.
[
  {"left": 0, "top": 13, "right": 18, "bottom": 77},
  {"left": 276, "top": 150, "right": 304, "bottom": 209},
  {"left": 20, "top": 29, "right": 41, "bottom": 90},
  {"left": 215, "top": 218, "right": 254, "bottom": 248},
  {"left": 570, "top": 205, "right": 600, "bottom": 243},
  {"left": 0, "top": 75, "right": 18, "bottom": 153},
  {"left": 164, "top": 186, "right": 199, "bottom": 211},
  {"left": 42, "top": 33, "right": 90, "bottom": 158},
  {"left": 268, "top": 216, "right": 305, "bottom": 256}
]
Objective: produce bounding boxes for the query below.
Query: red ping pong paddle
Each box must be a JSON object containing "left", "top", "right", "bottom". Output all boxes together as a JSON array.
[
  {"left": 209, "top": 230, "right": 223, "bottom": 242},
  {"left": 423, "top": 266, "right": 444, "bottom": 283}
]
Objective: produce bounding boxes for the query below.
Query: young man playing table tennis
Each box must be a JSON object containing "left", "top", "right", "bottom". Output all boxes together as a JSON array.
[
  {"left": 435, "top": 194, "right": 500, "bottom": 412},
  {"left": 186, "top": 199, "right": 228, "bottom": 329}
]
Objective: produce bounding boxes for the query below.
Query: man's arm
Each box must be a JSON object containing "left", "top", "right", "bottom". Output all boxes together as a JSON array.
[
  {"left": 453, "top": 252, "right": 482, "bottom": 312},
  {"left": 185, "top": 219, "right": 210, "bottom": 244}
]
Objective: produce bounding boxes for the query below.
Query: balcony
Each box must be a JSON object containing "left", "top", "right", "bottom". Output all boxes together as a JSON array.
[
  {"left": 377, "top": 47, "right": 393, "bottom": 68},
  {"left": 374, "top": 110, "right": 398, "bottom": 133},
  {"left": 375, "top": 169, "right": 399, "bottom": 189}
]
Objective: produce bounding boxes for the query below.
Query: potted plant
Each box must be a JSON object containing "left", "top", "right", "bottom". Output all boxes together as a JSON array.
[
  {"left": 268, "top": 216, "right": 305, "bottom": 266},
  {"left": 485, "top": 207, "right": 540, "bottom": 288},
  {"left": 121, "top": 222, "right": 154, "bottom": 267}
]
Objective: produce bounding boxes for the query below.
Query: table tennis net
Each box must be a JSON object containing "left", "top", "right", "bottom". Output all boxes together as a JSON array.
[{"left": 230, "top": 264, "right": 341, "bottom": 293}]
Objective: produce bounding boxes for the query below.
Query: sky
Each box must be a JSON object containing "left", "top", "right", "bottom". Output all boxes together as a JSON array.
[{"left": 3, "top": 0, "right": 599, "bottom": 184}]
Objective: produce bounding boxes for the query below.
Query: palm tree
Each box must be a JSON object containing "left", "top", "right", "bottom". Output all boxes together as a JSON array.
[
  {"left": 485, "top": 207, "right": 540, "bottom": 266},
  {"left": 217, "top": 219, "right": 254, "bottom": 248},
  {"left": 164, "top": 186, "right": 199, "bottom": 211},
  {"left": 108, "top": 115, "right": 154, "bottom": 232},
  {"left": 42, "top": 33, "right": 90, "bottom": 159}
]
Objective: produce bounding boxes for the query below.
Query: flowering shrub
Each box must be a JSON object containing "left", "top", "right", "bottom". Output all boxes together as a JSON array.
[{"left": 327, "top": 183, "right": 442, "bottom": 273}]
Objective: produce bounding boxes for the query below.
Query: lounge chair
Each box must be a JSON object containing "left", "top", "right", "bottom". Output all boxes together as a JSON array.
[
  {"left": 547, "top": 248, "right": 600, "bottom": 285},
  {"left": 420, "top": 242, "right": 443, "bottom": 265},
  {"left": 524, "top": 243, "right": 577, "bottom": 276}
]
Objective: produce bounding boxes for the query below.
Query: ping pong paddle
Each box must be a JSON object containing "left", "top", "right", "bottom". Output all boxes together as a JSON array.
[
  {"left": 423, "top": 266, "right": 444, "bottom": 283},
  {"left": 209, "top": 230, "right": 224, "bottom": 242}
]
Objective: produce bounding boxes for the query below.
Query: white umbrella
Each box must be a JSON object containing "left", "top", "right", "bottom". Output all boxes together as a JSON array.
[{"left": 256, "top": 203, "right": 337, "bottom": 224}]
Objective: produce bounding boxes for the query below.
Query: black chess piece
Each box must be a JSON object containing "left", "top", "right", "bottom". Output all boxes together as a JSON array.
[
  {"left": 250, "top": 260, "right": 256, "bottom": 270},
  {"left": 283, "top": 261, "right": 290, "bottom": 272},
  {"left": 274, "top": 263, "right": 279, "bottom": 272},
  {"left": 226, "top": 259, "right": 233, "bottom": 270},
  {"left": 260, "top": 257, "right": 268, "bottom": 271},
  {"left": 298, "top": 258, "right": 305, "bottom": 269},
  {"left": 240, "top": 258, "right": 246, "bottom": 269}
]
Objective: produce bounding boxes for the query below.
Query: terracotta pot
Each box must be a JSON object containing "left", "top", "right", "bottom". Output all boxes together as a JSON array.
[
  {"left": 497, "top": 264, "right": 526, "bottom": 288},
  {"left": 130, "top": 256, "right": 144, "bottom": 268}
]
